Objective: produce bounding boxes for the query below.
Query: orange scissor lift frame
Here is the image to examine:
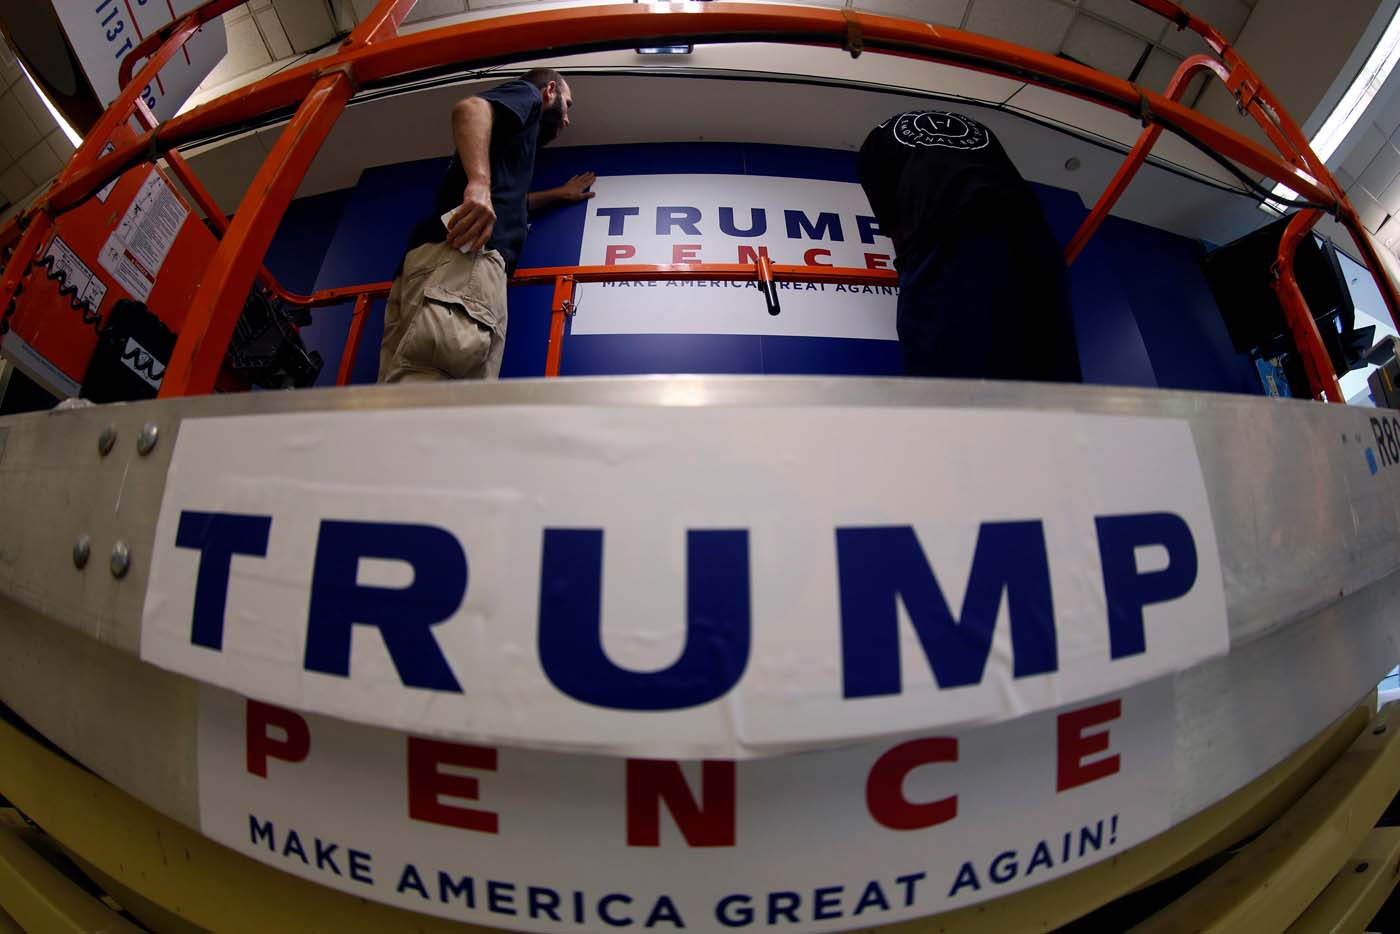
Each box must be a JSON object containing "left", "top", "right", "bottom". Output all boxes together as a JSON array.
[{"left": 0, "top": 0, "right": 1395, "bottom": 401}]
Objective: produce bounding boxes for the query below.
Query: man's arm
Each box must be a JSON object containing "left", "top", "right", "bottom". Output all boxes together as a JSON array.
[
  {"left": 528, "top": 172, "right": 597, "bottom": 213},
  {"left": 446, "top": 96, "right": 496, "bottom": 252}
]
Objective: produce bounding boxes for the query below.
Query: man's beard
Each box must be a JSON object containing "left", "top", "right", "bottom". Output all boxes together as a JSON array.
[{"left": 538, "top": 95, "right": 565, "bottom": 146}]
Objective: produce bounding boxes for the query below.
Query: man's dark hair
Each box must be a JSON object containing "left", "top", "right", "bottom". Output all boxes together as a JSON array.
[{"left": 520, "top": 68, "right": 565, "bottom": 91}]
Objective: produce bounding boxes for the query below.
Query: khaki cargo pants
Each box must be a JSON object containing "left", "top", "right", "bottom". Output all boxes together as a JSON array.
[{"left": 378, "top": 241, "right": 508, "bottom": 382}]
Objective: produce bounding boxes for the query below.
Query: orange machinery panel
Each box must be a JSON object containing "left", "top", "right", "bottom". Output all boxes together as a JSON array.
[{"left": 0, "top": 130, "right": 217, "bottom": 398}]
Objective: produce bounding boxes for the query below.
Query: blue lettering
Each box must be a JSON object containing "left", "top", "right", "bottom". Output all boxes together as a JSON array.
[
  {"left": 813, "top": 885, "right": 843, "bottom": 920},
  {"left": 856, "top": 215, "right": 883, "bottom": 244},
  {"left": 439, "top": 872, "right": 476, "bottom": 907},
  {"left": 397, "top": 863, "right": 429, "bottom": 898},
  {"left": 646, "top": 895, "right": 685, "bottom": 928},
  {"left": 896, "top": 873, "right": 925, "bottom": 906},
  {"left": 249, "top": 814, "right": 275, "bottom": 850},
  {"left": 488, "top": 880, "right": 517, "bottom": 915},
  {"left": 600, "top": 893, "right": 634, "bottom": 926},
  {"left": 597, "top": 206, "right": 640, "bottom": 235},
  {"left": 349, "top": 848, "right": 373, "bottom": 885},
  {"left": 175, "top": 511, "right": 271, "bottom": 650},
  {"left": 836, "top": 523, "right": 1057, "bottom": 698},
  {"left": 314, "top": 839, "right": 341, "bottom": 875},
  {"left": 1095, "top": 512, "right": 1197, "bottom": 659},
  {"left": 528, "top": 886, "right": 562, "bottom": 921},
  {"left": 989, "top": 850, "right": 1017, "bottom": 884},
  {"left": 853, "top": 880, "right": 889, "bottom": 914},
  {"left": 784, "top": 209, "right": 844, "bottom": 242},
  {"left": 1027, "top": 841, "right": 1054, "bottom": 875},
  {"left": 538, "top": 529, "right": 750, "bottom": 710},
  {"left": 719, "top": 207, "right": 766, "bottom": 237},
  {"left": 282, "top": 829, "right": 308, "bottom": 863},
  {"left": 303, "top": 520, "right": 465, "bottom": 692},
  {"left": 948, "top": 862, "right": 980, "bottom": 897},
  {"left": 768, "top": 891, "right": 800, "bottom": 925},
  {"left": 1079, "top": 820, "right": 1104, "bottom": 857},
  {"left": 716, "top": 894, "right": 753, "bottom": 927},
  {"left": 657, "top": 206, "right": 702, "bottom": 236}
]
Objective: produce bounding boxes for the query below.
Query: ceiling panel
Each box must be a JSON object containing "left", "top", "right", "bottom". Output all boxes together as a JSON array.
[
  {"left": 1062, "top": 14, "right": 1152, "bottom": 78},
  {"left": 1082, "top": 0, "right": 1170, "bottom": 42},
  {"left": 861, "top": 0, "right": 969, "bottom": 26},
  {"left": 964, "top": 0, "right": 1077, "bottom": 54}
]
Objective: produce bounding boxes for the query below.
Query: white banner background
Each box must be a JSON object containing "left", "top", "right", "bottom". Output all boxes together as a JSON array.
[
  {"left": 142, "top": 405, "right": 1228, "bottom": 757},
  {"left": 198, "top": 677, "right": 1175, "bottom": 932},
  {"left": 55, "top": 0, "right": 225, "bottom": 122},
  {"left": 573, "top": 174, "right": 900, "bottom": 339}
]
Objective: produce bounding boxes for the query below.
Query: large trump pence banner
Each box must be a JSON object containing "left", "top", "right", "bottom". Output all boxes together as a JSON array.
[{"left": 573, "top": 175, "right": 900, "bottom": 340}]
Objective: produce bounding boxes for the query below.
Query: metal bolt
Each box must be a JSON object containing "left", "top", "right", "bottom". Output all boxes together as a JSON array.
[
  {"left": 72, "top": 534, "right": 91, "bottom": 569},
  {"left": 1064, "top": 157, "right": 1082, "bottom": 171},
  {"left": 136, "top": 422, "right": 159, "bottom": 456},
  {"left": 1374, "top": 723, "right": 1388, "bottom": 735},
  {"left": 97, "top": 425, "right": 117, "bottom": 457},
  {"left": 1356, "top": 861, "right": 1370, "bottom": 873},
  {"left": 110, "top": 541, "right": 130, "bottom": 579}
]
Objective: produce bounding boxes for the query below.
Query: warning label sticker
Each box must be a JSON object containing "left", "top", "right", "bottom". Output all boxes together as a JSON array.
[
  {"left": 42, "top": 235, "right": 108, "bottom": 315},
  {"left": 98, "top": 168, "right": 188, "bottom": 303}
]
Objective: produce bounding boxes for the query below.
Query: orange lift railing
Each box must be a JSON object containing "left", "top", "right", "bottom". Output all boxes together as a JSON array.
[{"left": 0, "top": 0, "right": 1394, "bottom": 400}]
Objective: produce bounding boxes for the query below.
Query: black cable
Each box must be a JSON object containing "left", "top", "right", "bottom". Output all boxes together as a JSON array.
[{"left": 1149, "top": 109, "right": 1339, "bottom": 215}]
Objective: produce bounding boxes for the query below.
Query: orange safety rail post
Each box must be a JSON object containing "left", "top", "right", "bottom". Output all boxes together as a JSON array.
[
  {"left": 545, "top": 275, "right": 575, "bottom": 378},
  {"left": 336, "top": 292, "right": 375, "bottom": 386},
  {"left": 515, "top": 261, "right": 900, "bottom": 378},
  {"left": 158, "top": 72, "right": 355, "bottom": 397},
  {"left": 159, "top": 0, "right": 417, "bottom": 397},
  {"left": 1130, "top": 0, "right": 1400, "bottom": 343},
  {"left": 1273, "top": 210, "right": 1345, "bottom": 402},
  {"left": 1066, "top": 54, "right": 1230, "bottom": 264}
]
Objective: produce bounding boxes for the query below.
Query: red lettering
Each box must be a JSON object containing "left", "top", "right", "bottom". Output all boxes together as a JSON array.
[
  {"left": 804, "top": 248, "right": 832, "bottom": 266},
  {"left": 407, "top": 737, "right": 499, "bottom": 833},
  {"left": 1056, "top": 699, "right": 1121, "bottom": 791},
  {"left": 866, "top": 738, "right": 957, "bottom": 830},
  {"left": 737, "top": 245, "right": 771, "bottom": 265},
  {"left": 864, "top": 252, "right": 893, "bottom": 270},
  {"left": 673, "top": 244, "right": 702, "bottom": 264},
  {"left": 626, "top": 760, "right": 735, "bottom": 847},
  {"left": 604, "top": 244, "right": 636, "bottom": 265},
  {"left": 246, "top": 700, "right": 310, "bottom": 778}
]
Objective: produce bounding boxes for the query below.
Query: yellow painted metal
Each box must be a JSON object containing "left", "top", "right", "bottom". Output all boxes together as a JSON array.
[
  {"left": 0, "top": 816, "right": 141, "bottom": 932},
  {"left": 1288, "top": 827, "right": 1400, "bottom": 934},
  {"left": 0, "top": 714, "right": 506, "bottom": 933},
  {"left": 1131, "top": 703, "right": 1400, "bottom": 933},
  {"left": 0, "top": 697, "right": 1380, "bottom": 934}
]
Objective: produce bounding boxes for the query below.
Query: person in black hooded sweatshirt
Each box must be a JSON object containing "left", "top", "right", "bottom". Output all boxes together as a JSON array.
[{"left": 857, "top": 110, "right": 1082, "bottom": 383}]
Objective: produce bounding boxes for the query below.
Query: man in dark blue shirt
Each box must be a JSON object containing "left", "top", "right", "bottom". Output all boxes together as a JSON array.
[
  {"left": 857, "top": 110, "right": 1082, "bottom": 383},
  {"left": 379, "top": 68, "right": 594, "bottom": 382}
]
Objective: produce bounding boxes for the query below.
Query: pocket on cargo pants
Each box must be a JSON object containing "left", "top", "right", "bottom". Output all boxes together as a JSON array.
[{"left": 394, "top": 249, "right": 507, "bottom": 380}]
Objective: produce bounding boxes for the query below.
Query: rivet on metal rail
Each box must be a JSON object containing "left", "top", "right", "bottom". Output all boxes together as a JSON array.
[
  {"left": 97, "top": 425, "right": 117, "bottom": 457},
  {"left": 110, "top": 541, "right": 131, "bottom": 579},
  {"left": 137, "top": 422, "right": 159, "bottom": 456},
  {"left": 72, "top": 534, "right": 91, "bottom": 570}
]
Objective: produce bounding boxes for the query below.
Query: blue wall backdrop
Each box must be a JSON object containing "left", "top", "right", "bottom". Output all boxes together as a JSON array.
[{"left": 274, "top": 141, "right": 1261, "bottom": 395}]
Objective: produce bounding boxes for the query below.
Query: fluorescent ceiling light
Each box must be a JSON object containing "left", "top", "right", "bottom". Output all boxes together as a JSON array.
[
  {"left": 1268, "top": 3, "right": 1400, "bottom": 210},
  {"left": 637, "top": 44, "right": 692, "bottom": 54},
  {"left": 18, "top": 59, "right": 83, "bottom": 148}
]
